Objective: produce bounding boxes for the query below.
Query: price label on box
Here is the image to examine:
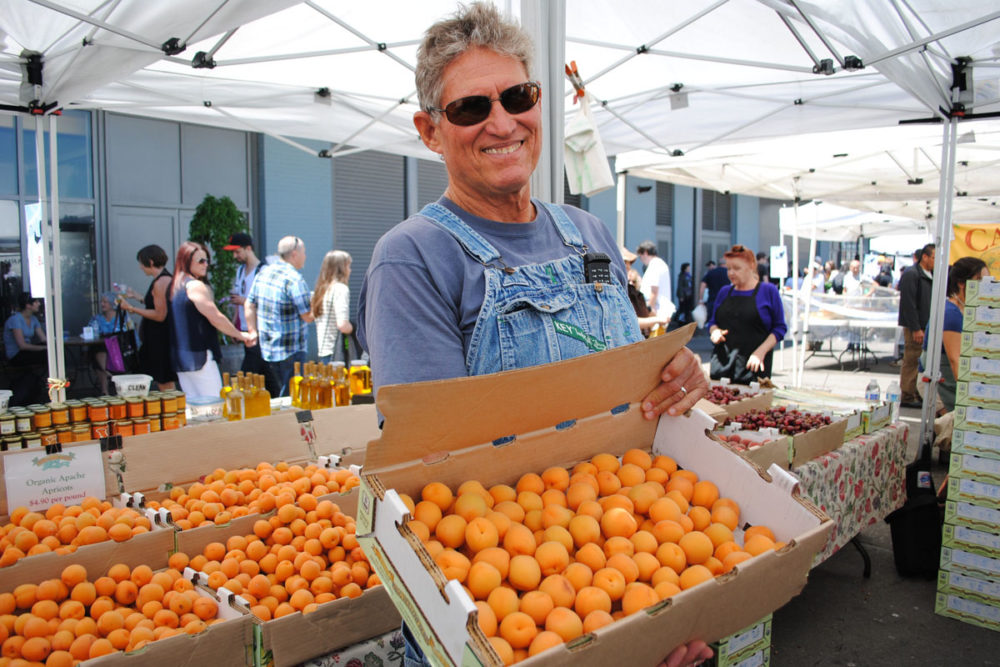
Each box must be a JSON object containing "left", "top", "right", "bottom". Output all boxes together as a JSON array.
[{"left": 4, "top": 443, "right": 106, "bottom": 512}]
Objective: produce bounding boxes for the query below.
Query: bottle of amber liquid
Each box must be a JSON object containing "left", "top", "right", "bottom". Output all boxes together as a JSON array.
[
  {"left": 317, "top": 364, "right": 332, "bottom": 408},
  {"left": 226, "top": 375, "right": 244, "bottom": 421},
  {"left": 304, "top": 362, "right": 318, "bottom": 409},
  {"left": 289, "top": 361, "right": 304, "bottom": 408},
  {"left": 243, "top": 375, "right": 260, "bottom": 418},
  {"left": 220, "top": 372, "right": 232, "bottom": 419},
  {"left": 255, "top": 374, "right": 272, "bottom": 417},
  {"left": 332, "top": 361, "right": 350, "bottom": 407}
]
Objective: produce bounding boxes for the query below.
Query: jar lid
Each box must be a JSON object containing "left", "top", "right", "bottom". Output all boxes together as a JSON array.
[
  {"left": 64, "top": 399, "right": 85, "bottom": 406},
  {"left": 89, "top": 400, "right": 108, "bottom": 407},
  {"left": 124, "top": 397, "right": 143, "bottom": 404},
  {"left": 72, "top": 426, "right": 90, "bottom": 432},
  {"left": 38, "top": 428, "right": 55, "bottom": 434},
  {"left": 26, "top": 404, "right": 45, "bottom": 410},
  {"left": 0, "top": 414, "right": 13, "bottom": 420},
  {"left": 49, "top": 402, "right": 67, "bottom": 409},
  {"left": 55, "top": 425, "right": 71, "bottom": 432},
  {"left": 133, "top": 418, "right": 150, "bottom": 424},
  {"left": 31, "top": 406, "right": 52, "bottom": 413},
  {"left": 116, "top": 419, "right": 133, "bottom": 426},
  {"left": 106, "top": 398, "right": 125, "bottom": 405}
]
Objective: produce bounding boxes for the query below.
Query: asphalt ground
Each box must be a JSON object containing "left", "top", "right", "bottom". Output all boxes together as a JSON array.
[{"left": 685, "top": 327, "right": 998, "bottom": 666}]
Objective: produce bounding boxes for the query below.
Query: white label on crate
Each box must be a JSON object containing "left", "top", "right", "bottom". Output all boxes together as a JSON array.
[
  {"left": 4, "top": 443, "right": 106, "bottom": 512},
  {"left": 970, "top": 331, "right": 1000, "bottom": 349},
  {"left": 957, "top": 478, "right": 1000, "bottom": 501},
  {"left": 970, "top": 306, "right": 1000, "bottom": 323},
  {"left": 733, "top": 650, "right": 767, "bottom": 667},
  {"left": 961, "top": 455, "right": 1000, "bottom": 479},
  {"left": 728, "top": 624, "right": 765, "bottom": 654},
  {"left": 960, "top": 430, "right": 1000, "bottom": 452},
  {"left": 956, "top": 501, "right": 1000, "bottom": 525},
  {"left": 969, "top": 382, "right": 1000, "bottom": 400},
  {"left": 968, "top": 406, "right": 1000, "bottom": 427},
  {"left": 944, "top": 571, "right": 1000, "bottom": 600},
  {"left": 945, "top": 594, "right": 1000, "bottom": 622},
  {"left": 950, "top": 549, "right": 1000, "bottom": 576},
  {"left": 954, "top": 526, "right": 1000, "bottom": 552},
  {"left": 968, "top": 358, "right": 1000, "bottom": 374}
]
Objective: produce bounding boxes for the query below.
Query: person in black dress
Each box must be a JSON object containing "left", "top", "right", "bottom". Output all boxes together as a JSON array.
[{"left": 119, "top": 245, "right": 176, "bottom": 390}]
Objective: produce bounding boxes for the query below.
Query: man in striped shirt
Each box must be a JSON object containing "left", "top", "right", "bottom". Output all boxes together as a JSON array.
[{"left": 245, "top": 236, "right": 314, "bottom": 396}]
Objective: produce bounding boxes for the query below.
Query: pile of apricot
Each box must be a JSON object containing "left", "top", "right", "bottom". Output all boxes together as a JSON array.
[
  {"left": 143, "top": 462, "right": 360, "bottom": 530},
  {"left": 0, "top": 498, "right": 153, "bottom": 568},
  {"left": 169, "top": 498, "right": 377, "bottom": 621},
  {"left": 0, "top": 562, "right": 221, "bottom": 664},
  {"left": 396, "top": 449, "right": 781, "bottom": 664}
]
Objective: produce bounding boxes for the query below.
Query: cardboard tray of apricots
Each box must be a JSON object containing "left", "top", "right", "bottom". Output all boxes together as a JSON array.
[
  {"left": 0, "top": 526, "right": 254, "bottom": 666},
  {"left": 357, "top": 324, "right": 833, "bottom": 666}
]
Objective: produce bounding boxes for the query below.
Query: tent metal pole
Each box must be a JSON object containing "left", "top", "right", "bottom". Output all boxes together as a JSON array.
[
  {"left": 865, "top": 10, "right": 1000, "bottom": 68},
  {"left": 616, "top": 171, "right": 626, "bottom": 246},
  {"left": 34, "top": 117, "right": 58, "bottom": 396},
  {"left": 791, "top": 198, "right": 800, "bottom": 387},
  {"left": 919, "top": 116, "right": 958, "bottom": 452},
  {"left": 799, "top": 214, "right": 818, "bottom": 387},
  {"left": 521, "top": 0, "right": 565, "bottom": 205},
  {"left": 25, "top": 0, "right": 164, "bottom": 53},
  {"left": 48, "top": 114, "right": 66, "bottom": 400}
]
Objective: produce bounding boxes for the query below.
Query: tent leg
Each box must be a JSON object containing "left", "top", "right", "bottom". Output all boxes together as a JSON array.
[{"left": 919, "top": 117, "right": 958, "bottom": 455}]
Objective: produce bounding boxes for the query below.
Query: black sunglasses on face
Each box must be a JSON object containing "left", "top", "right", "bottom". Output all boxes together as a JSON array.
[{"left": 429, "top": 81, "right": 541, "bottom": 126}]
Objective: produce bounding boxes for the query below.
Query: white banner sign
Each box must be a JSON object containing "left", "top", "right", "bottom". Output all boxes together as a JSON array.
[
  {"left": 770, "top": 245, "right": 789, "bottom": 279},
  {"left": 4, "top": 444, "right": 106, "bottom": 513},
  {"left": 24, "top": 202, "right": 45, "bottom": 298}
]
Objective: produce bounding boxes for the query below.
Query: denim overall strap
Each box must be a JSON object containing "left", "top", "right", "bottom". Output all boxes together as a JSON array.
[
  {"left": 536, "top": 201, "right": 586, "bottom": 252},
  {"left": 419, "top": 203, "right": 501, "bottom": 265}
]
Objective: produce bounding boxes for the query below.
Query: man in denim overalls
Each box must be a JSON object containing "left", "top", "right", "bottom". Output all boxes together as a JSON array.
[{"left": 357, "top": 4, "right": 711, "bottom": 666}]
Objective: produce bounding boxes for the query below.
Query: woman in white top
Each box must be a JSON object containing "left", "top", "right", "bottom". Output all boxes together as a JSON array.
[{"left": 312, "top": 250, "right": 353, "bottom": 364}]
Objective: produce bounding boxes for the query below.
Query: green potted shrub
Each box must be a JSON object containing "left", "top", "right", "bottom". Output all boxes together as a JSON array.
[{"left": 188, "top": 194, "right": 247, "bottom": 315}]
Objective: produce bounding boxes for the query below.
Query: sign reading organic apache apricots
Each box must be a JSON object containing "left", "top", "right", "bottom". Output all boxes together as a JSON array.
[
  {"left": 4, "top": 444, "right": 107, "bottom": 512},
  {"left": 951, "top": 224, "right": 1000, "bottom": 278}
]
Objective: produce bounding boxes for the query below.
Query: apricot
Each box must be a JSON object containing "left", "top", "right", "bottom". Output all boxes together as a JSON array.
[
  {"left": 537, "top": 575, "right": 575, "bottom": 609},
  {"left": 434, "top": 514, "right": 468, "bottom": 550},
  {"left": 528, "top": 630, "right": 563, "bottom": 657},
  {"left": 498, "top": 611, "right": 537, "bottom": 650},
  {"left": 465, "top": 517, "right": 500, "bottom": 553},
  {"left": 473, "top": 547, "right": 511, "bottom": 579},
  {"left": 486, "top": 586, "right": 520, "bottom": 622},
  {"left": 518, "top": 590, "right": 554, "bottom": 626},
  {"left": 622, "top": 582, "right": 659, "bottom": 616},
  {"left": 600, "top": 507, "right": 637, "bottom": 539},
  {"left": 533, "top": 541, "right": 570, "bottom": 577},
  {"left": 421, "top": 482, "right": 454, "bottom": 512},
  {"left": 507, "top": 555, "right": 541, "bottom": 592},
  {"left": 679, "top": 531, "right": 714, "bottom": 565},
  {"left": 583, "top": 609, "right": 615, "bottom": 633},
  {"left": 475, "top": 601, "right": 497, "bottom": 637},
  {"left": 544, "top": 606, "right": 583, "bottom": 642},
  {"left": 678, "top": 564, "right": 714, "bottom": 590},
  {"left": 467, "top": 562, "right": 502, "bottom": 601},
  {"left": 574, "top": 585, "right": 612, "bottom": 619}
]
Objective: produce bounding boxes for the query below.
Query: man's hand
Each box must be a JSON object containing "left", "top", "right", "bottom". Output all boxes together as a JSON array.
[
  {"left": 641, "top": 346, "right": 709, "bottom": 420},
  {"left": 230, "top": 294, "right": 246, "bottom": 306},
  {"left": 660, "top": 640, "right": 713, "bottom": 667},
  {"left": 912, "top": 329, "right": 925, "bottom": 345}
]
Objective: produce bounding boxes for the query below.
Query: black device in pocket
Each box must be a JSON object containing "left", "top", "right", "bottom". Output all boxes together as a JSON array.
[{"left": 583, "top": 252, "right": 612, "bottom": 284}]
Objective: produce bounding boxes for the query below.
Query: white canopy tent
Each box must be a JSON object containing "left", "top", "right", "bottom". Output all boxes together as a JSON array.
[
  {"left": 778, "top": 201, "right": 931, "bottom": 243},
  {"left": 1, "top": 1, "right": 998, "bottom": 435}
]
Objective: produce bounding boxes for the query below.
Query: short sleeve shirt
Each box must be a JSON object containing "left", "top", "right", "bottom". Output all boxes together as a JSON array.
[
  {"left": 4, "top": 313, "right": 41, "bottom": 359},
  {"left": 246, "top": 260, "right": 311, "bottom": 362}
]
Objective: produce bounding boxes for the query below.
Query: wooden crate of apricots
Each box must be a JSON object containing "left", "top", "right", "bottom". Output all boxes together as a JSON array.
[{"left": 358, "top": 328, "right": 833, "bottom": 666}]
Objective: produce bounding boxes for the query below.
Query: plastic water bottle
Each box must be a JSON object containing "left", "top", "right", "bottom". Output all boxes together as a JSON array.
[
  {"left": 865, "top": 379, "right": 881, "bottom": 404},
  {"left": 886, "top": 380, "right": 901, "bottom": 422}
]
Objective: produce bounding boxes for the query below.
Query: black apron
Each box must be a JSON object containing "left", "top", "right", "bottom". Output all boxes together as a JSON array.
[{"left": 710, "top": 282, "right": 772, "bottom": 383}]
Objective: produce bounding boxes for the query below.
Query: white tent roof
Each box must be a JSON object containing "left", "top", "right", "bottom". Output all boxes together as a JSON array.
[
  {"left": 2, "top": 1, "right": 999, "bottom": 164},
  {"left": 778, "top": 200, "right": 929, "bottom": 242},
  {"left": 617, "top": 120, "right": 1000, "bottom": 222}
]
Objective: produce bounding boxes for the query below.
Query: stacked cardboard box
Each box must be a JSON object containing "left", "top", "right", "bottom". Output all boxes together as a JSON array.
[
  {"left": 707, "top": 614, "right": 771, "bottom": 667},
  {"left": 936, "top": 278, "right": 1000, "bottom": 632}
]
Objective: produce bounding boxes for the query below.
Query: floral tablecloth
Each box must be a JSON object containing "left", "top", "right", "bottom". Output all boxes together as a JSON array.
[
  {"left": 792, "top": 422, "right": 908, "bottom": 565},
  {"left": 297, "top": 629, "right": 404, "bottom": 667}
]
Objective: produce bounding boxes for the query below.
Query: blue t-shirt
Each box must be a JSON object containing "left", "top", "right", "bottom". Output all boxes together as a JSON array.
[
  {"left": 707, "top": 282, "right": 788, "bottom": 341},
  {"left": 88, "top": 313, "right": 125, "bottom": 337},
  {"left": 358, "top": 197, "right": 628, "bottom": 396},
  {"left": 923, "top": 299, "right": 963, "bottom": 350},
  {"left": 3, "top": 313, "right": 42, "bottom": 359}
]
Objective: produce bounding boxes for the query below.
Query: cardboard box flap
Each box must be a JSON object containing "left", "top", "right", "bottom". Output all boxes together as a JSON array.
[{"left": 368, "top": 324, "right": 694, "bottom": 471}]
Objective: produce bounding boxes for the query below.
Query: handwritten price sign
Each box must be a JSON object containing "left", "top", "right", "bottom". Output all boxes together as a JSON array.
[{"left": 4, "top": 444, "right": 107, "bottom": 512}]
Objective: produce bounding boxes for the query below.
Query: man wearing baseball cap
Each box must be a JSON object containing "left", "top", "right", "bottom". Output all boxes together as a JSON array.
[{"left": 224, "top": 232, "right": 276, "bottom": 394}]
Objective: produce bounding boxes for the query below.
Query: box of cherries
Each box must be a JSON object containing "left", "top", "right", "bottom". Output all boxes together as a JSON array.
[
  {"left": 704, "top": 382, "right": 774, "bottom": 419},
  {"left": 715, "top": 406, "right": 847, "bottom": 470}
]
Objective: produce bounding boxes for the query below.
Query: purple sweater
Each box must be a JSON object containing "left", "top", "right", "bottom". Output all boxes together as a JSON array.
[{"left": 707, "top": 281, "right": 787, "bottom": 341}]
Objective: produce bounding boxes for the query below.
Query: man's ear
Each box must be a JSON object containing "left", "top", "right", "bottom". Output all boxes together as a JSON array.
[{"left": 414, "top": 111, "right": 443, "bottom": 156}]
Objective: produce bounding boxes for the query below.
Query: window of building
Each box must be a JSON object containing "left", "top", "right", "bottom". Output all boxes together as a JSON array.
[
  {"left": 701, "top": 190, "right": 731, "bottom": 232},
  {"left": 20, "top": 110, "right": 94, "bottom": 200},
  {"left": 0, "top": 115, "right": 16, "bottom": 196}
]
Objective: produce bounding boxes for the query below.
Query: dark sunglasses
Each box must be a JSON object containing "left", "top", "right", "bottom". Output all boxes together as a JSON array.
[{"left": 429, "top": 81, "right": 541, "bottom": 126}]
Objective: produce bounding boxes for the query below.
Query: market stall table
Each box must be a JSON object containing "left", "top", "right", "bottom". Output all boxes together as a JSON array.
[
  {"left": 63, "top": 335, "right": 106, "bottom": 392},
  {"left": 792, "top": 422, "right": 908, "bottom": 569}
]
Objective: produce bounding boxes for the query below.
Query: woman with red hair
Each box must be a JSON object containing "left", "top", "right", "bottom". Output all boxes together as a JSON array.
[
  {"left": 169, "top": 241, "right": 256, "bottom": 397},
  {"left": 708, "top": 245, "right": 786, "bottom": 383}
]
